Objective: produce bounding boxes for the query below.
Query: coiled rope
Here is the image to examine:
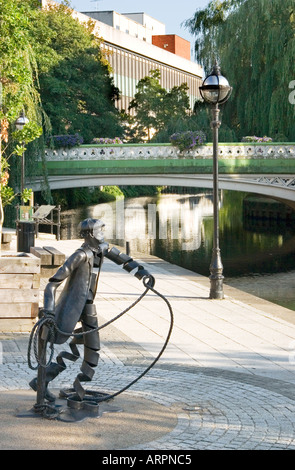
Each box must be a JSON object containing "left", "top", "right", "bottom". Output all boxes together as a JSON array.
[{"left": 27, "top": 276, "right": 174, "bottom": 405}]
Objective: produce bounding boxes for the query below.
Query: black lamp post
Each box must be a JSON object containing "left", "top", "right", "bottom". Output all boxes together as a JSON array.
[
  {"left": 199, "top": 62, "right": 232, "bottom": 299},
  {"left": 15, "top": 110, "right": 35, "bottom": 253},
  {"left": 15, "top": 110, "right": 29, "bottom": 203}
]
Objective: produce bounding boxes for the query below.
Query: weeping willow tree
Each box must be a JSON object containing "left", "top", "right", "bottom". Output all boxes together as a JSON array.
[
  {"left": 185, "top": 0, "right": 295, "bottom": 141},
  {"left": 184, "top": 0, "right": 243, "bottom": 73}
]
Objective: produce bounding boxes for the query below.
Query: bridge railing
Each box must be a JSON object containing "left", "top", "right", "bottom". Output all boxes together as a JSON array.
[{"left": 43, "top": 143, "right": 295, "bottom": 162}]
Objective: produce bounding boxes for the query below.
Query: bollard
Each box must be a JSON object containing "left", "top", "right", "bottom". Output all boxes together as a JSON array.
[{"left": 126, "top": 241, "right": 130, "bottom": 256}]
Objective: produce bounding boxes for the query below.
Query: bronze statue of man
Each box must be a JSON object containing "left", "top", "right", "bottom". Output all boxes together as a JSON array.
[{"left": 30, "top": 218, "right": 154, "bottom": 403}]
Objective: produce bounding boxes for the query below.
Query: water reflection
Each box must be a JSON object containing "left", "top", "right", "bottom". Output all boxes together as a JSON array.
[
  {"left": 59, "top": 190, "right": 295, "bottom": 310},
  {"left": 60, "top": 192, "right": 216, "bottom": 254}
]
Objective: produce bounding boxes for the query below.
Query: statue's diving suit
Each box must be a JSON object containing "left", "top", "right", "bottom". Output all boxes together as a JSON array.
[{"left": 30, "top": 218, "right": 154, "bottom": 402}]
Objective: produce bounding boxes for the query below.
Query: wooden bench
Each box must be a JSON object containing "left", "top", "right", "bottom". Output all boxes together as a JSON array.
[{"left": 30, "top": 246, "right": 66, "bottom": 277}]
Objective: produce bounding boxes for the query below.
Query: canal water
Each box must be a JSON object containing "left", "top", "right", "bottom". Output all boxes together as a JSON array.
[{"left": 59, "top": 190, "right": 295, "bottom": 312}]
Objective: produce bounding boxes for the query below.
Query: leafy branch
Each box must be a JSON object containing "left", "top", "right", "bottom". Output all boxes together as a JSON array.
[{"left": 1, "top": 121, "right": 42, "bottom": 208}]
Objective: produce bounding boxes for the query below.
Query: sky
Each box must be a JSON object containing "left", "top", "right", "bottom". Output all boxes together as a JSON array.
[{"left": 65, "top": 0, "right": 210, "bottom": 55}]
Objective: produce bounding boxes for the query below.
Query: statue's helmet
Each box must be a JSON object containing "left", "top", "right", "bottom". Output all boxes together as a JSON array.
[{"left": 78, "top": 218, "right": 105, "bottom": 243}]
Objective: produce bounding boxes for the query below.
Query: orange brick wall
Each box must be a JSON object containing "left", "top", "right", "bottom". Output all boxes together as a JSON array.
[{"left": 152, "top": 35, "right": 191, "bottom": 61}]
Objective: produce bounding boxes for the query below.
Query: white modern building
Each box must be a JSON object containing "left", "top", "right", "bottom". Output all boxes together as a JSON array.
[{"left": 42, "top": 2, "right": 203, "bottom": 112}]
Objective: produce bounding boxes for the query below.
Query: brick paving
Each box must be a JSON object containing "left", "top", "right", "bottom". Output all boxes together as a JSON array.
[{"left": 1, "top": 236, "right": 295, "bottom": 450}]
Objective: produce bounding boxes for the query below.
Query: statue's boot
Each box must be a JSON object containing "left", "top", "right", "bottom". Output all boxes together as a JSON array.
[
  {"left": 29, "top": 363, "right": 63, "bottom": 402},
  {"left": 29, "top": 332, "right": 83, "bottom": 401},
  {"left": 72, "top": 304, "right": 100, "bottom": 401}
]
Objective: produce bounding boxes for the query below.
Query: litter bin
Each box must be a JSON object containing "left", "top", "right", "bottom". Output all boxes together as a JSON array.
[{"left": 17, "top": 221, "right": 35, "bottom": 253}]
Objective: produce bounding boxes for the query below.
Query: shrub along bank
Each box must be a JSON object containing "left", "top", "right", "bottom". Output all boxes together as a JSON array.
[{"left": 34, "top": 185, "right": 162, "bottom": 210}]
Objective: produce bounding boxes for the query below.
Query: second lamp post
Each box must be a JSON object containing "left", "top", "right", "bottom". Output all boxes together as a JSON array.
[
  {"left": 15, "top": 110, "right": 29, "bottom": 203},
  {"left": 199, "top": 62, "right": 232, "bottom": 299}
]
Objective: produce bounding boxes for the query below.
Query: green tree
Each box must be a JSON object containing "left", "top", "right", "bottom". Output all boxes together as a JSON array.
[
  {"left": 0, "top": 0, "right": 43, "bottom": 242},
  {"left": 32, "top": 2, "right": 123, "bottom": 143},
  {"left": 153, "top": 100, "right": 237, "bottom": 144},
  {"left": 0, "top": 0, "right": 41, "bottom": 122},
  {"left": 185, "top": 0, "right": 295, "bottom": 141},
  {"left": 129, "top": 69, "right": 190, "bottom": 141}
]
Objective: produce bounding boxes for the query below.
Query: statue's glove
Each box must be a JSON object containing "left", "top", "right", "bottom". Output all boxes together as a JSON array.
[
  {"left": 38, "top": 307, "right": 55, "bottom": 319},
  {"left": 106, "top": 247, "right": 155, "bottom": 287},
  {"left": 135, "top": 268, "right": 155, "bottom": 288}
]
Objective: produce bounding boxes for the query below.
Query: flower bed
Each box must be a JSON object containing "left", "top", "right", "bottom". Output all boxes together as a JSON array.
[
  {"left": 170, "top": 131, "right": 206, "bottom": 152},
  {"left": 92, "top": 137, "right": 123, "bottom": 145},
  {"left": 47, "top": 133, "right": 84, "bottom": 149},
  {"left": 241, "top": 136, "right": 273, "bottom": 143}
]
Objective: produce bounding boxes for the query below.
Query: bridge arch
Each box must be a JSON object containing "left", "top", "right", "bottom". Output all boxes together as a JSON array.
[{"left": 31, "top": 173, "right": 295, "bottom": 210}]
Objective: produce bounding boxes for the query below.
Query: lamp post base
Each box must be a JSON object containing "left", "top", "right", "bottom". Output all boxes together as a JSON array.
[
  {"left": 209, "top": 275, "right": 224, "bottom": 299},
  {"left": 209, "top": 248, "right": 224, "bottom": 299}
]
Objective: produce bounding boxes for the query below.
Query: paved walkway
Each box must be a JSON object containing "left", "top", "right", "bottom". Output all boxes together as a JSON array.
[{"left": 1, "top": 235, "right": 295, "bottom": 450}]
